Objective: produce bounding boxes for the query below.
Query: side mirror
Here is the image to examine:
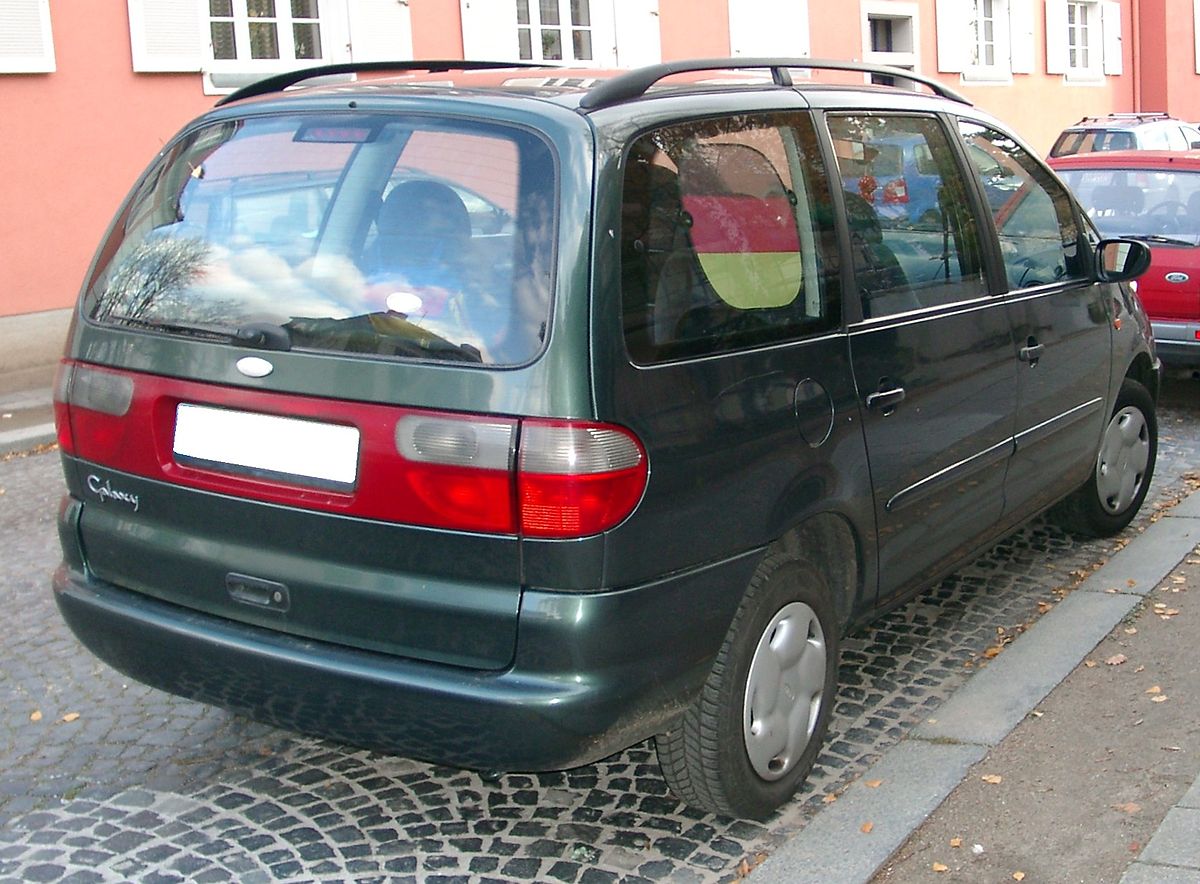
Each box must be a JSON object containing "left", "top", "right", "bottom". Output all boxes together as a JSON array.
[{"left": 1096, "top": 238, "right": 1151, "bottom": 283}]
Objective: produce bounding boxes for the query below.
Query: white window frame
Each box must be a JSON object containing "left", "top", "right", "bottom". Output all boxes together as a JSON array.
[
  {"left": 0, "top": 0, "right": 55, "bottom": 73},
  {"left": 861, "top": 1, "right": 920, "bottom": 87},
  {"left": 516, "top": 0, "right": 600, "bottom": 65},
  {"left": 965, "top": 0, "right": 1012, "bottom": 82},
  {"left": 460, "top": 0, "right": 616, "bottom": 67},
  {"left": 202, "top": 1, "right": 350, "bottom": 93},
  {"left": 1047, "top": 0, "right": 1118, "bottom": 82}
]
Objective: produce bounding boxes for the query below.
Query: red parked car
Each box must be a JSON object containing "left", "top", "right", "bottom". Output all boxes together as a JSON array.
[{"left": 1051, "top": 150, "right": 1200, "bottom": 368}]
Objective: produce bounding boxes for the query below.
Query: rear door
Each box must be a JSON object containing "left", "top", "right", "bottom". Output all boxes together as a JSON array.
[
  {"left": 831, "top": 112, "right": 1017, "bottom": 604},
  {"left": 958, "top": 121, "right": 1112, "bottom": 520}
]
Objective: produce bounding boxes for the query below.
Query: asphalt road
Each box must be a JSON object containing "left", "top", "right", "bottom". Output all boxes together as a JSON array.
[{"left": 0, "top": 375, "right": 1197, "bottom": 883}]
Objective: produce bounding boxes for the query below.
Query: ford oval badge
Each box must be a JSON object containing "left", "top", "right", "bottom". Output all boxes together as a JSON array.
[
  {"left": 236, "top": 356, "right": 274, "bottom": 378},
  {"left": 1165, "top": 272, "right": 1190, "bottom": 284}
]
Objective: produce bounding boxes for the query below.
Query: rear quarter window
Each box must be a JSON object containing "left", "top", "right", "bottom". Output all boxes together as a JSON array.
[{"left": 619, "top": 112, "right": 841, "bottom": 363}]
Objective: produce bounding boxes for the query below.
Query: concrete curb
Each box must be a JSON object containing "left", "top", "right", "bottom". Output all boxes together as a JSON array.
[{"left": 755, "top": 491, "right": 1200, "bottom": 884}]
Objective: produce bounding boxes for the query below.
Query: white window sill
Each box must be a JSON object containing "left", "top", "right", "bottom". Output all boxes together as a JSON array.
[
  {"left": 961, "top": 67, "right": 1013, "bottom": 85},
  {"left": 1063, "top": 68, "right": 1106, "bottom": 85}
]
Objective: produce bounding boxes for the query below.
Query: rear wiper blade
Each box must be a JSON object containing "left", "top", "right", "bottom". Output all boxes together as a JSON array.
[{"left": 106, "top": 315, "right": 292, "bottom": 351}]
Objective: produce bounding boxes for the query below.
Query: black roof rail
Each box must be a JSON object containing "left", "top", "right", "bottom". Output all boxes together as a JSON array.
[
  {"left": 215, "top": 60, "right": 553, "bottom": 107},
  {"left": 578, "top": 57, "right": 971, "bottom": 111}
]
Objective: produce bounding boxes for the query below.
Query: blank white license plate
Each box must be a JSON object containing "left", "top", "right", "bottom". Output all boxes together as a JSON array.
[{"left": 173, "top": 404, "right": 360, "bottom": 487}]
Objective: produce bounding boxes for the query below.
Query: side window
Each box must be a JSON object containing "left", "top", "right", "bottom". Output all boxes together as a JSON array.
[
  {"left": 959, "top": 121, "right": 1085, "bottom": 290},
  {"left": 826, "top": 114, "right": 987, "bottom": 319},
  {"left": 620, "top": 113, "right": 841, "bottom": 364}
]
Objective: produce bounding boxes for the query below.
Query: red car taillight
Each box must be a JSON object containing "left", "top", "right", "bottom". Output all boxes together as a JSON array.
[
  {"left": 882, "top": 177, "right": 909, "bottom": 203},
  {"left": 56, "top": 361, "right": 649, "bottom": 539}
]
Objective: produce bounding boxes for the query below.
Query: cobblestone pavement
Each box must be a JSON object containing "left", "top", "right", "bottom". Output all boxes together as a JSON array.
[{"left": 1, "top": 378, "right": 1197, "bottom": 883}]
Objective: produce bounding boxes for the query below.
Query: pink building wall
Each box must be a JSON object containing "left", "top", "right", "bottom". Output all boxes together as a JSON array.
[{"left": 1, "top": 15, "right": 210, "bottom": 317}]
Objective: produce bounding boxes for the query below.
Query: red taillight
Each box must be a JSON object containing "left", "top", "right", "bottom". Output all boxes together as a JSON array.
[
  {"left": 55, "top": 361, "right": 134, "bottom": 457},
  {"left": 57, "top": 362, "right": 649, "bottom": 539},
  {"left": 882, "top": 177, "right": 909, "bottom": 203},
  {"left": 517, "top": 421, "right": 648, "bottom": 538}
]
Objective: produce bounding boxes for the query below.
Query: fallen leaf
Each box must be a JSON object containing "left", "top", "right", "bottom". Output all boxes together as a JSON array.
[
  {"left": 865, "top": 779, "right": 884, "bottom": 788},
  {"left": 1128, "top": 841, "right": 1141, "bottom": 854},
  {"left": 1085, "top": 660, "right": 1098, "bottom": 668},
  {"left": 1037, "top": 601, "right": 1053, "bottom": 613},
  {"left": 932, "top": 863, "right": 949, "bottom": 873},
  {"left": 950, "top": 837, "right": 963, "bottom": 848},
  {"left": 982, "top": 774, "right": 1003, "bottom": 785},
  {"left": 1154, "top": 603, "right": 1167, "bottom": 610},
  {"left": 1113, "top": 802, "right": 1141, "bottom": 815},
  {"left": 1013, "top": 873, "right": 1026, "bottom": 882},
  {"left": 983, "top": 646, "right": 1003, "bottom": 659},
  {"left": 1106, "top": 654, "right": 1128, "bottom": 666},
  {"left": 29, "top": 710, "right": 42, "bottom": 722},
  {"left": 861, "top": 822, "right": 874, "bottom": 834},
  {"left": 1105, "top": 588, "right": 1119, "bottom": 594},
  {"left": 823, "top": 793, "right": 838, "bottom": 804},
  {"left": 1124, "top": 627, "right": 1138, "bottom": 635},
  {"left": 1127, "top": 579, "right": 1137, "bottom": 587},
  {"left": 1163, "top": 746, "right": 1182, "bottom": 752},
  {"left": 1171, "top": 576, "right": 1186, "bottom": 584},
  {"left": 61, "top": 712, "right": 80, "bottom": 723},
  {"left": 1146, "top": 685, "right": 1162, "bottom": 694},
  {"left": 1134, "top": 665, "right": 1145, "bottom": 673},
  {"left": 1151, "top": 695, "right": 1169, "bottom": 703}
]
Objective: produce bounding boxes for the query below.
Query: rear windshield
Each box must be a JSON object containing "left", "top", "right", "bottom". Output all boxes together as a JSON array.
[
  {"left": 85, "top": 113, "right": 557, "bottom": 366},
  {"left": 1049, "top": 128, "right": 1136, "bottom": 157}
]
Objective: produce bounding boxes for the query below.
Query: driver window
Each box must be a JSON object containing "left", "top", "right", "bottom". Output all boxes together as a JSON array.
[{"left": 959, "top": 121, "right": 1085, "bottom": 291}]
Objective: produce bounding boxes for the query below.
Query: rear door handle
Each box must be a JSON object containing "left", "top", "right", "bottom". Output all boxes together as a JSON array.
[
  {"left": 866, "top": 386, "right": 906, "bottom": 413},
  {"left": 1019, "top": 339, "right": 1045, "bottom": 364}
]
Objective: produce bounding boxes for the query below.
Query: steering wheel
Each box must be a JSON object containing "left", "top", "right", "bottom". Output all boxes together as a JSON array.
[{"left": 1147, "top": 199, "right": 1188, "bottom": 233}]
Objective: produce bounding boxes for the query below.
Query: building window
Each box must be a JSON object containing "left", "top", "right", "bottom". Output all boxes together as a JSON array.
[
  {"left": 517, "top": 0, "right": 593, "bottom": 63},
  {"left": 973, "top": 0, "right": 997, "bottom": 67},
  {"left": 207, "top": 0, "right": 326, "bottom": 67},
  {"left": 862, "top": 2, "right": 919, "bottom": 87},
  {"left": 1066, "top": 1, "right": 1092, "bottom": 70},
  {"left": 1046, "top": 0, "right": 1117, "bottom": 80}
]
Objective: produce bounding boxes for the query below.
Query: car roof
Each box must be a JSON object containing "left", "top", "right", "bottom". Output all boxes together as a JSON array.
[
  {"left": 214, "top": 58, "right": 974, "bottom": 112},
  {"left": 1048, "top": 149, "right": 1200, "bottom": 170}
]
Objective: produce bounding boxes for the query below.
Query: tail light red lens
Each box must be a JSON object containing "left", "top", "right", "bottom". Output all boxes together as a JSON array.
[
  {"left": 882, "top": 177, "right": 909, "bottom": 203},
  {"left": 56, "top": 362, "right": 649, "bottom": 539},
  {"left": 517, "top": 421, "right": 648, "bottom": 538}
]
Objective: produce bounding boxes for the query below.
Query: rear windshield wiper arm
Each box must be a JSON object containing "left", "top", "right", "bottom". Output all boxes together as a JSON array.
[{"left": 105, "top": 315, "right": 292, "bottom": 351}]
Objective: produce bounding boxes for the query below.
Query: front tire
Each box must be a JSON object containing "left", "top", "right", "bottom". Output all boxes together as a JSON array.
[
  {"left": 1051, "top": 378, "right": 1157, "bottom": 537},
  {"left": 655, "top": 552, "right": 839, "bottom": 819}
]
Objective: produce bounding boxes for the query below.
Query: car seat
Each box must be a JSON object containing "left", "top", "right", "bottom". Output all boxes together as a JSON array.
[
  {"left": 842, "top": 189, "right": 912, "bottom": 317},
  {"left": 363, "top": 179, "right": 472, "bottom": 291}
]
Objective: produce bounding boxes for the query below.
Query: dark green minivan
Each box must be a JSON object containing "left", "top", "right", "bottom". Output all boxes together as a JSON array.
[{"left": 53, "top": 59, "right": 1159, "bottom": 818}]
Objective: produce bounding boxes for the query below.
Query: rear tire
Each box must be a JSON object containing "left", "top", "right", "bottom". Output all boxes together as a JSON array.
[
  {"left": 655, "top": 551, "right": 839, "bottom": 819},
  {"left": 1051, "top": 378, "right": 1156, "bottom": 537}
]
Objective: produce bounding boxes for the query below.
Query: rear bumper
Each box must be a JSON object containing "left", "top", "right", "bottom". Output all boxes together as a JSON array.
[
  {"left": 1153, "top": 319, "right": 1200, "bottom": 367},
  {"left": 53, "top": 529, "right": 756, "bottom": 772}
]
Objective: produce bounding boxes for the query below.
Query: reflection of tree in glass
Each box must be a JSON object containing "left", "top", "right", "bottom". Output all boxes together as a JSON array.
[{"left": 94, "top": 237, "right": 210, "bottom": 322}]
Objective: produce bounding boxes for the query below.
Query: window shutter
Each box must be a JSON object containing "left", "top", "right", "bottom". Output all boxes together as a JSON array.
[
  {"left": 1009, "top": 0, "right": 1035, "bottom": 73},
  {"left": 934, "top": 0, "right": 966, "bottom": 73},
  {"left": 1101, "top": 1, "right": 1122, "bottom": 75},
  {"left": 460, "top": 0, "right": 519, "bottom": 60},
  {"left": 1044, "top": 0, "right": 1068, "bottom": 74},
  {"left": 614, "top": 0, "right": 661, "bottom": 67},
  {"left": 0, "top": 0, "right": 55, "bottom": 73},
  {"left": 729, "top": 0, "right": 810, "bottom": 57},
  {"left": 348, "top": 0, "right": 413, "bottom": 62},
  {"left": 127, "top": 0, "right": 202, "bottom": 73}
]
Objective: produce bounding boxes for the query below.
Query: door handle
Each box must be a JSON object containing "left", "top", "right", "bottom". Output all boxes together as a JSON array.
[
  {"left": 1019, "top": 339, "right": 1044, "bottom": 365},
  {"left": 866, "top": 385, "right": 906, "bottom": 413}
]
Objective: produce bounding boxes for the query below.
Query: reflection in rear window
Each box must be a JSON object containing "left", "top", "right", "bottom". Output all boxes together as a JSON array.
[{"left": 85, "top": 114, "right": 556, "bottom": 366}]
